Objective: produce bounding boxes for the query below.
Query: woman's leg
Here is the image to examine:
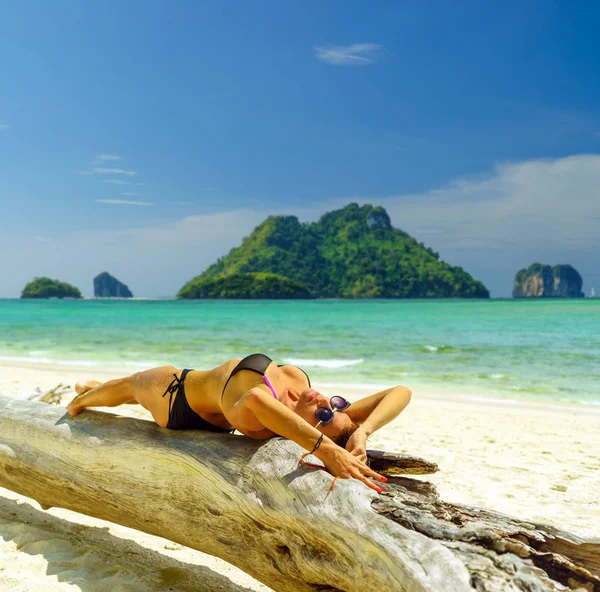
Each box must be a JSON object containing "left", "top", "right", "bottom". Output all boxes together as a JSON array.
[
  {"left": 75, "top": 379, "right": 138, "bottom": 403},
  {"left": 67, "top": 377, "right": 134, "bottom": 416},
  {"left": 66, "top": 366, "right": 179, "bottom": 426}
]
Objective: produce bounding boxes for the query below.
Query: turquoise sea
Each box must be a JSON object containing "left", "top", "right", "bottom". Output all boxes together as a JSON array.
[{"left": 0, "top": 298, "right": 598, "bottom": 405}]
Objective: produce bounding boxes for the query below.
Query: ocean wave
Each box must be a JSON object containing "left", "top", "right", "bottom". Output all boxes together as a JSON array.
[
  {"left": 476, "top": 373, "right": 507, "bottom": 380},
  {"left": 422, "top": 344, "right": 456, "bottom": 353},
  {"left": 0, "top": 355, "right": 54, "bottom": 364},
  {"left": 283, "top": 358, "right": 364, "bottom": 369},
  {"left": 0, "top": 354, "right": 149, "bottom": 369},
  {"left": 55, "top": 359, "right": 101, "bottom": 367},
  {"left": 0, "top": 354, "right": 101, "bottom": 367}
]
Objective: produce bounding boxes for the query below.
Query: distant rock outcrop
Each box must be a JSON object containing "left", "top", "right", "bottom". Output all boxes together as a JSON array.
[
  {"left": 93, "top": 272, "right": 133, "bottom": 298},
  {"left": 21, "top": 277, "right": 82, "bottom": 299},
  {"left": 513, "top": 263, "right": 584, "bottom": 298}
]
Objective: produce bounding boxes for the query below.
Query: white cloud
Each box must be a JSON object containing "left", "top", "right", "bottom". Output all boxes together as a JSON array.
[
  {"left": 314, "top": 43, "right": 382, "bottom": 66},
  {"left": 93, "top": 168, "right": 136, "bottom": 176},
  {"left": 96, "top": 154, "right": 121, "bottom": 161},
  {"left": 373, "top": 154, "right": 600, "bottom": 250},
  {"left": 122, "top": 192, "right": 143, "bottom": 196},
  {"left": 74, "top": 170, "right": 94, "bottom": 176},
  {"left": 103, "top": 179, "right": 131, "bottom": 185},
  {"left": 0, "top": 124, "right": 10, "bottom": 131},
  {"left": 96, "top": 199, "right": 152, "bottom": 206}
]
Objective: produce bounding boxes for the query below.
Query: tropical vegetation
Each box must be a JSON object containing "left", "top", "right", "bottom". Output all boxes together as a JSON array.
[
  {"left": 178, "top": 272, "right": 314, "bottom": 299},
  {"left": 179, "top": 203, "right": 489, "bottom": 299},
  {"left": 21, "top": 277, "right": 82, "bottom": 299}
]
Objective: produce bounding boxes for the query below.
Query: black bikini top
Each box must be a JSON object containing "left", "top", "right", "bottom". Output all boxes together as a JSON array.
[{"left": 221, "top": 353, "right": 311, "bottom": 400}]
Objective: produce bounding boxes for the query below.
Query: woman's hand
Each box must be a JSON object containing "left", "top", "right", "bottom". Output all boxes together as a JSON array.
[
  {"left": 315, "top": 444, "right": 386, "bottom": 493},
  {"left": 345, "top": 426, "right": 368, "bottom": 464}
]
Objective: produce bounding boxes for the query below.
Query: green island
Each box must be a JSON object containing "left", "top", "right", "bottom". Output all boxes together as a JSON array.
[
  {"left": 178, "top": 203, "right": 489, "bottom": 299},
  {"left": 21, "top": 277, "right": 82, "bottom": 299}
]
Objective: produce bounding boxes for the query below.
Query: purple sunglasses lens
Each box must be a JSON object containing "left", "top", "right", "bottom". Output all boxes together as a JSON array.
[
  {"left": 330, "top": 396, "right": 349, "bottom": 410},
  {"left": 315, "top": 407, "right": 334, "bottom": 424}
]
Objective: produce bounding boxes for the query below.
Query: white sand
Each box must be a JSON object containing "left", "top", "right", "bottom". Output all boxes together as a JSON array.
[{"left": 1, "top": 361, "right": 599, "bottom": 591}]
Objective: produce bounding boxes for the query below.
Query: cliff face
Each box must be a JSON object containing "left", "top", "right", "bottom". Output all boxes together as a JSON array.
[
  {"left": 180, "top": 203, "right": 489, "bottom": 299},
  {"left": 93, "top": 272, "right": 133, "bottom": 298},
  {"left": 513, "top": 264, "right": 584, "bottom": 298}
]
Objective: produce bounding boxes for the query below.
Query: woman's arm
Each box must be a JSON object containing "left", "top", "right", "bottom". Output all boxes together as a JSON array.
[
  {"left": 347, "top": 385, "right": 412, "bottom": 436},
  {"left": 228, "top": 386, "right": 387, "bottom": 492},
  {"left": 344, "top": 385, "right": 411, "bottom": 462}
]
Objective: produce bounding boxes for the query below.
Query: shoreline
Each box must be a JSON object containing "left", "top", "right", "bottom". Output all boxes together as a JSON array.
[{"left": 2, "top": 358, "right": 599, "bottom": 416}]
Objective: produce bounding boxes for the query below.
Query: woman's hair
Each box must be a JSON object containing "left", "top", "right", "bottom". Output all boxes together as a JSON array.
[{"left": 332, "top": 421, "right": 360, "bottom": 448}]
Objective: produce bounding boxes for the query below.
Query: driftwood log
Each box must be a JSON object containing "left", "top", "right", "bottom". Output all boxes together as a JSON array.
[{"left": 0, "top": 395, "right": 598, "bottom": 592}]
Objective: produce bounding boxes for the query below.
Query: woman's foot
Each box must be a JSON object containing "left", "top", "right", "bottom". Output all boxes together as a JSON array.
[
  {"left": 68, "top": 380, "right": 101, "bottom": 416},
  {"left": 66, "top": 397, "right": 82, "bottom": 416},
  {"left": 75, "top": 380, "right": 100, "bottom": 395}
]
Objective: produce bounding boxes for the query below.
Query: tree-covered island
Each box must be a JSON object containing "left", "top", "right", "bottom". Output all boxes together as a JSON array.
[
  {"left": 21, "top": 277, "right": 82, "bottom": 299},
  {"left": 178, "top": 204, "right": 489, "bottom": 299}
]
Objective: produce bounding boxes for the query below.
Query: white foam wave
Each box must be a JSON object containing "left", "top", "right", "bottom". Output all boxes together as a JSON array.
[
  {"left": 0, "top": 355, "right": 54, "bottom": 364},
  {"left": 0, "top": 355, "right": 102, "bottom": 368},
  {"left": 424, "top": 345, "right": 438, "bottom": 352},
  {"left": 55, "top": 359, "right": 99, "bottom": 367},
  {"left": 283, "top": 358, "right": 364, "bottom": 369}
]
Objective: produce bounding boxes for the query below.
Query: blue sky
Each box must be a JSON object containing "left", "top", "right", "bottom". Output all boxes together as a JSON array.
[{"left": 1, "top": 0, "right": 599, "bottom": 297}]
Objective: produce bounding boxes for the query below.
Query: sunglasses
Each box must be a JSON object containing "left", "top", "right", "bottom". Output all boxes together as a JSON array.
[{"left": 314, "top": 395, "right": 351, "bottom": 427}]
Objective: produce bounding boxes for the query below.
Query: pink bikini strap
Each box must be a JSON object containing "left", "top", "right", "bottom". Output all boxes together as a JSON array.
[{"left": 262, "top": 375, "right": 277, "bottom": 399}]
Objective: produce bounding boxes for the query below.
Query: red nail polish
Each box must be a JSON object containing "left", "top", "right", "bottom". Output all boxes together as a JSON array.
[
  {"left": 376, "top": 487, "right": 382, "bottom": 494},
  {"left": 380, "top": 476, "right": 388, "bottom": 482}
]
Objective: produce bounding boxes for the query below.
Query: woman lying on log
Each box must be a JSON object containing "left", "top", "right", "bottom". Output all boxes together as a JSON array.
[{"left": 67, "top": 353, "right": 411, "bottom": 493}]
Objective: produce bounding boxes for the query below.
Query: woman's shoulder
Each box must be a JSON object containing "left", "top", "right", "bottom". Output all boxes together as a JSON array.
[{"left": 278, "top": 364, "right": 311, "bottom": 387}]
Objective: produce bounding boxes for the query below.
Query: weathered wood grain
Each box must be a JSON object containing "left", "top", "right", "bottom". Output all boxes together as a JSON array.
[{"left": 0, "top": 395, "right": 598, "bottom": 591}]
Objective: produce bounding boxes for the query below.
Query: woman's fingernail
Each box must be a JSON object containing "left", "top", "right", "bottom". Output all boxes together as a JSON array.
[
  {"left": 380, "top": 476, "right": 388, "bottom": 482},
  {"left": 375, "top": 487, "right": 382, "bottom": 494}
]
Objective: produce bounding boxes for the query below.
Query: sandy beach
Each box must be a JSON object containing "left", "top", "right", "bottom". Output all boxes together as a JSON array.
[{"left": 1, "top": 360, "right": 599, "bottom": 591}]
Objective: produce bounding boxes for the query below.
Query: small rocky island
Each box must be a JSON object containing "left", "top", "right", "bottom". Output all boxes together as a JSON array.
[
  {"left": 93, "top": 272, "right": 133, "bottom": 298},
  {"left": 178, "top": 203, "right": 489, "bottom": 299},
  {"left": 21, "top": 277, "right": 82, "bottom": 299},
  {"left": 513, "top": 263, "right": 584, "bottom": 298}
]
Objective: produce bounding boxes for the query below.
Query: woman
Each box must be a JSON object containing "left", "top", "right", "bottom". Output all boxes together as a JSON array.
[{"left": 67, "top": 353, "right": 411, "bottom": 493}]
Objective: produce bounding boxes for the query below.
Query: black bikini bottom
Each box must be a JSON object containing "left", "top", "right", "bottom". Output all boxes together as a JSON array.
[{"left": 163, "top": 368, "right": 234, "bottom": 433}]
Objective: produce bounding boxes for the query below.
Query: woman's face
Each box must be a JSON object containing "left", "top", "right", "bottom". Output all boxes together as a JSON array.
[{"left": 293, "top": 388, "right": 352, "bottom": 442}]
